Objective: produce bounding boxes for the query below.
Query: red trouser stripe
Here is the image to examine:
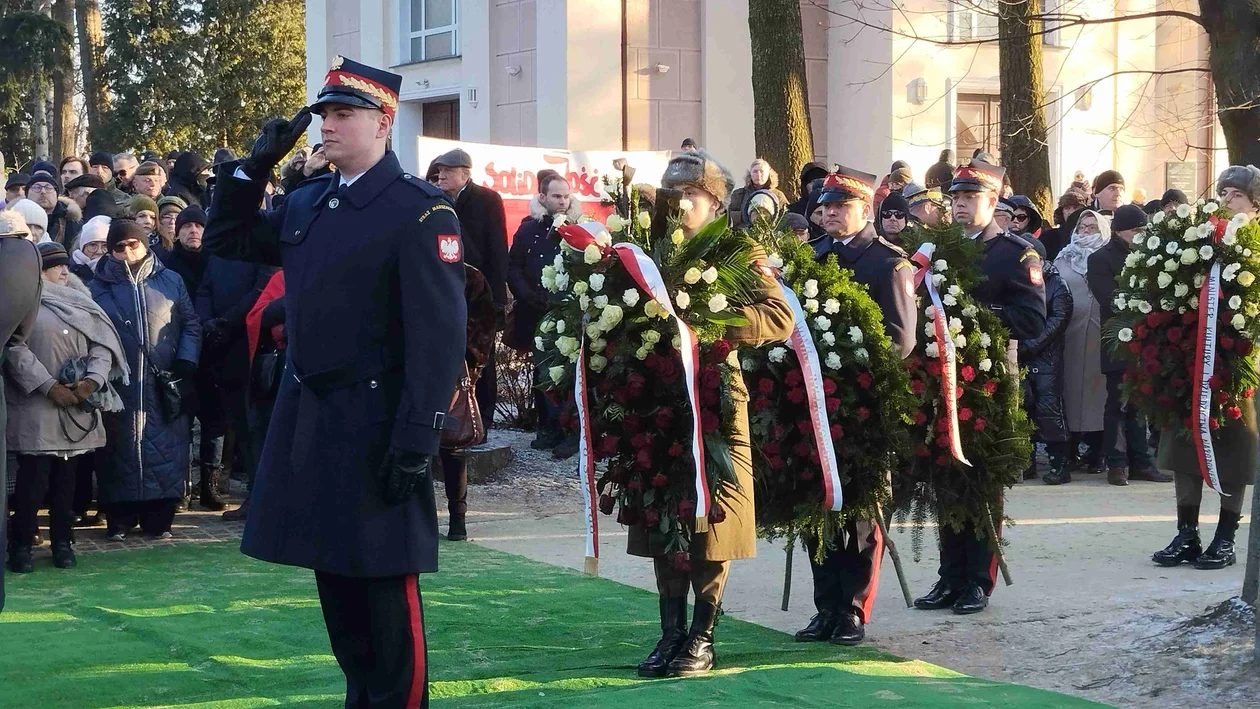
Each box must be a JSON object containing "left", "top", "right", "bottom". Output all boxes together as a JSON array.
[
  {"left": 404, "top": 575, "right": 427, "bottom": 708},
  {"left": 859, "top": 523, "right": 885, "bottom": 623},
  {"left": 986, "top": 517, "right": 1003, "bottom": 596}
]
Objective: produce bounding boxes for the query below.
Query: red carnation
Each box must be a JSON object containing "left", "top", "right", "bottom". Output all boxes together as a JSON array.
[
  {"left": 935, "top": 418, "right": 950, "bottom": 433},
  {"left": 1169, "top": 377, "right": 1186, "bottom": 390},
  {"left": 672, "top": 550, "right": 691, "bottom": 571},
  {"left": 857, "top": 406, "right": 871, "bottom": 420},
  {"left": 823, "top": 379, "right": 837, "bottom": 395},
  {"left": 654, "top": 407, "right": 675, "bottom": 429},
  {"left": 1239, "top": 339, "right": 1254, "bottom": 356},
  {"left": 1210, "top": 418, "right": 1221, "bottom": 430},
  {"left": 622, "top": 415, "right": 641, "bottom": 433},
  {"left": 630, "top": 432, "right": 651, "bottom": 449},
  {"left": 701, "top": 366, "right": 721, "bottom": 391},
  {"left": 599, "top": 494, "right": 616, "bottom": 515},
  {"left": 786, "top": 387, "right": 806, "bottom": 404},
  {"left": 826, "top": 397, "right": 840, "bottom": 413},
  {"left": 960, "top": 365, "right": 976, "bottom": 382},
  {"left": 1166, "top": 327, "right": 1183, "bottom": 344},
  {"left": 958, "top": 407, "right": 973, "bottom": 421},
  {"left": 1146, "top": 313, "right": 1161, "bottom": 327},
  {"left": 754, "top": 397, "right": 773, "bottom": 413},
  {"left": 1127, "top": 341, "right": 1142, "bottom": 354},
  {"left": 642, "top": 507, "right": 661, "bottom": 527},
  {"left": 1227, "top": 406, "right": 1243, "bottom": 419},
  {"left": 768, "top": 455, "right": 785, "bottom": 469},
  {"left": 1140, "top": 382, "right": 1155, "bottom": 396},
  {"left": 797, "top": 420, "right": 812, "bottom": 434},
  {"left": 668, "top": 443, "right": 684, "bottom": 457},
  {"left": 913, "top": 410, "right": 927, "bottom": 425},
  {"left": 926, "top": 361, "right": 942, "bottom": 377},
  {"left": 911, "top": 379, "right": 926, "bottom": 395},
  {"left": 657, "top": 358, "right": 680, "bottom": 384},
  {"left": 1142, "top": 360, "right": 1160, "bottom": 376},
  {"left": 701, "top": 410, "right": 720, "bottom": 433},
  {"left": 634, "top": 448, "right": 653, "bottom": 470},
  {"left": 1142, "top": 345, "right": 1159, "bottom": 361},
  {"left": 1209, "top": 375, "right": 1223, "bottom": 390},
  {"left": 973, "top": 417, "right": 987, "bottom": 431},
  {"left": 830, "top": 423, "right": 845, "bottom": 439},
  {"left": 651, "top": 473, "right": 668, "bottom": 488},
  {"left": 793, "top": 441, "right": 812, "bottom": 457},
  {"left": 956, "top": 386, "right": 964, "bottom": 399},
  {"left": 758, "top": 378, "right": 775, "bottom": 395},
  {"left": 1135, "top": 324, "right": 1148, "bottom": 339},
  {"left": 983, "top": 381, "right": 998, "bottom": 395},
  {"left": 707, "top": 504, "right": 727, "bottom": 524},
  {"left": 599, "top": 436, "right": 620, "bottom": 457},
  {"left": 710, "top": 339, "right": 732, "bottom": 361},
  {"left": 935, "top": 435, "right": 949, "bottom": 448},
  {"left": 857, "top": 372, "right": 873, "bottom": 389},
  {"left": 1220, "top": 335, "right": 1235, "bottom": 351},
  {"left": 1182, "top": 311, "right": 1197, "bottom": 325},
  {"left": 677, "top": 499, "right": 696, "bottom": 518},
  {"left": 785, "top": 369, "right": 803, "bottom": 387},
  {"left": 701, "top": 389, "right": 719, "bottom": 407},
  {"left": 1245, "top": 388, "right": 1256, "bottom": 399},
  {"left": 762, "top": 441, "right": 780, "bottom": 456}
]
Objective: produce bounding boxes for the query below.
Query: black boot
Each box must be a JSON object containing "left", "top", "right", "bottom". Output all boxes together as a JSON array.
[
  {"left": 447, "top": 514, "right": 467, "bottom": 541},
  {"left": 1152, "top": 506, "right": 1201, "bottom": 567},
  {"left": 1194, "top": 510, "right": 1240, "bottom": 570},
  {"left": 793, "top": 610, "right": 837, "bottom": 642},
  {"left": 913, "top": 579, "right": 960, "bottom": 610},
  {"left": 1042, "top": 444, "right": 1071, "bottom": 485},
  {"left": 667, "top": 600, "right": 719, "bottom": 677},
  {"left": 637, "top": 596, "right": 688, "bottom": 678},
  {"left": 51, "top": 542, "right": 76, "bottom": 569},
  {"left": 531, "top": 429, "right": 563, "bottom": 451},
  {"left": 222, "top": 496, "right": 250, "bottom": 522},
  {"left": 7, "top": 544, "right": 34, "bottom": 574},
  {"left": 199, "top": 465, "right": 227, "bottom": 511}
]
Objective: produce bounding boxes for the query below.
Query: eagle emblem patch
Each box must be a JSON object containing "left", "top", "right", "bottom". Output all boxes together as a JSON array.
[{"left": 438, "top": 235, "right": 462, "bottom": 263}]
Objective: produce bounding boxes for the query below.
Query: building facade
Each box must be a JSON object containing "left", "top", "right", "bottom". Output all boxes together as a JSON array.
[{"left": 308, "top": 0, "right": 1225, "bottom": 198}]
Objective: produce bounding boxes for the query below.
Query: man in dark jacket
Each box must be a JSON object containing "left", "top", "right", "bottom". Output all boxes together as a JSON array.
[
  {"left": 1, "top": 214, "right": 43, "bottom": 611},
  {"left": 88, "top": 151, "right": 131, "bottom": 205},
  {"left": 924, "top": 149, "right": 955, "bottom": 189},
  {"left": 1086, "top": 204, "right": 1168, "bottom": 486},
  {"left": 787, "top": 161, "right": 829, "bottom": 216},
  {"left": 1041, "top": 186, "right": 1090, "bottom": 261},
  {"left": 434, "top": 147, "right": 506, "bottom": 431},
  {"left": 1018, "top": 261, "right": 1074, "bottom": 484},
  {"left": 164, "top": 152, "right": 211, "bottom": 207}
]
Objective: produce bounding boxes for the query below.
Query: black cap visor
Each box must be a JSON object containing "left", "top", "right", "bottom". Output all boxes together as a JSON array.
[{"left": 311, "top": 89, "right": 383, "bottom": 115}]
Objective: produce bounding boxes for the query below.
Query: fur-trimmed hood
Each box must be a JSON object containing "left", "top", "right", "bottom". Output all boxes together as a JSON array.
[
  {"left": 743, "top": 164, "right": 780, "bottom": 191},
  {"left": 527, "top": 193, "right": 583, "bottom": 223}
]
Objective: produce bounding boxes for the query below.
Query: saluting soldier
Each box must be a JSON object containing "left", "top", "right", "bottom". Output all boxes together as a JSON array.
[
  {"left": 205, "top": 57, "right": 466, "bottom": 708},
  {"left": 794, "top": 168, "right": 916, "bottom": 645},
  {"left": 913, "top": 158, "right": 1046, "bottom": 616}
]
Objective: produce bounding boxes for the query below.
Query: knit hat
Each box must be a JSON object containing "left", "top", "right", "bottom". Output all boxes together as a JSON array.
[
  {"left": 66, "top": 173, "right": 107, "bottom": 191},
  {"left": 30, "top": 160, "right": 57, "bottom": 177},
  {"left": 879, "top": 192, "right": 910, "bottom": 218},
  {"left": 1092, "top": 169, "right": 1125, "bottom": 195},
  {"left": 681, "top": 138, "right": 698, "bottom": 150},
  {"left": 106, "top": 218, "right": 149, "bottom": 252},
  {"left": 27, "top": 171, "right": 61, "bottom": 194},
  {"left": 0, "top": 209, "right": 30, "bottom": 237},
  {"left": 6, "top": 172, "right": 30, "bottom": 190},
  {"left": 1159, "top": 189, "right": 1188, "bottom": 207},
  {"left": 134, "top": 160, "right": 166, "bottom": 177},
  {"left": 89, "top": 151, "right": 114, "bottom": 170},
  {"left": 1058, "top": 186, "right": 1091, "bottom": 211},
  {"left": 37, "top": 241, "right": 69, "bottom": 269},
  {"left": 9, "top": 199, "right": 47, "bottom": 231},
  {"left": 888, "top": 165, "right": 913, "bottom": 186},
  {"left": 78, "top": 215, "right": 111, "bottom": 251},
  {"left": 175, "top": 205, "right": 206, "bottom": 236},
  {"left": 660, "top": 149, "right": 735, "bottom": 205},
  {"left": 129, "top": 194, "right": 159, "bottom": 217},
  {"left": 1111, "top": 203, "right": 1148, "bottom": 233},
  {"left": 1143, "top": 200, "right": 1163, "bottom": 215},
  {"left": 432, "top": 148, "right": 473, "bottom": 169},
  {"left": 1216, "top": 165, "right": 1260, "bottom": 206},
  {"left": 156, "top": 195, "right": 188, "bottom": 215}
]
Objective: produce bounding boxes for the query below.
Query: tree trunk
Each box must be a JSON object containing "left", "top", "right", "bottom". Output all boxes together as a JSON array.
[
  {"left": 1200, "top": 1, "right": 1260, "bottom": 166},
  {"left": 50, "top": 0, "right": 75, "bottom": 159},
  {"left": 997, "top": 0, "right": 1052, "bottom": 219},
  {"left": 748, "top": 0, "right": 814, "bottom": 203},
  {"left": 76, "top": 0, "right": 108, "bottom": 144},
  {"left": 33, "top": 83, "right": 48, "bottom": 160}
]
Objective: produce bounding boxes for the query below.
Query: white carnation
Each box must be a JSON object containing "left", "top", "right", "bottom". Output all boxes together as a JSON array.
[
  {"left": 823, "top": 299, "right": 840, "bottom": 315},
  {"left": 589, "top": 273, "right": 605, "bottom": 292},
  {"left": 803, "top": 279, "right": 820, "bottom": 298},
  {"left": 1205, "top": 201, "right": 1219, "bottom": 213},
  {"left": 554, "top": 271, "right": 570, "bottom": 290},
  {"left": 584, "top": 244, "right": 602, "bottom": 264},
  {"left": 935, "top": 259, "right": 949, "bottom": 272},
  {"left": 741, "top": 358, "right": 756, "bottom": 371},
  {"left": 1164, "top": 258, "right": 1179, "bottom": 272},
  {"left": 1152, "top": 211, "right": 1166, "bottom": 224},
  {"left": 549, "top": 365, "right": 567, "bottom": 383},
  {"left": 1146, "top": 236, "right": 1160, "bottom": 251},
  {"left": 606, "top": 213, "right": 625, "bottom": 232},
  {"left": 825, "top": 352, "right": 842, "bottom": 370},
  {"left": 849, "top": 326, "right": 864, "bottom": 344},
  {"left": 622, "top": 288, "right": 640, "bottom": 307},
  {"left": 804, "top": 299, "right": 819, "bottom": 313},
  {"left": 855, "top": 348, "right": 869, "bottom": 362},
  {"left": 1176, "top": 203, "right": 1191, "bottom": 218},
  {"left": 534, "top": 336, "right": 545, "bottom": 351},
  {"left": 979, "top": 333, "right": 993, "bottom": 348},
  {"left": 1166, "top": 242, "right": 1179, "bottom": 255},
  {"left": 1137, "top": 300, "right": 1152, "bottom": 314},
  {"left": 588, "top": 354, "right": 608, "bottom": 372},
  {"left": 814, "top": 316, "right": 832, "bottom": 331},
  {"left": 555, "top": 319, "right": 566, "bottom": 334},
  {"left": 1199, "top": 245, "right": 1214, "bottom": 261},
  {"left": 954, "top": 334, "right": 967, "bottom": 348},
  {"left": 708, "top": 294, "right": 729, "bottom": 312},
  {"left": 701, "top": 267, "right": 718, "bottom": 284},
  {"left": 1190, "top": 295, "right": 1200, "bottom": 309},
  {"left": 573, "top": 280, "right": 589, "bottom": 295},
  {"left": 768, "top": 346, "right": 788, "bottom": 363},
  {"left": 1229, "top": 295, "right": 1242, "bottom": 310},
  {"left": 1232, "top": 313, "right": 1247, "bottom": 330},
  {"left": 593, "top": 295, "right": 609, "bottom": 309},
  {"left": 822, "top": 331, "right": 836, "bottom": 345},
  {"left": 932, "top": 273, "right": 947, "bottom": 287},
  {"left": 590, "top": 338, "right": 607, "bottom": 353},
  {"left": 675, "top": 290, "right": 691, "bottom": 309},
  {"left": 925, "top": 342, "right": 940, "bottom": 358},
  {"left": 767, "top": 253, "right": 784, "bottom": 268},
  {"left": 979, "top": 358, "right": 993, "bottom": 372},
  {"left": 1125, "top": 253, "right": 1141, "bottom": 267},
  {"left": 943, "top": 294, "right": 958, "bottom": 306},
  {"left": 678, "top": 199, "right": 694, "bottom": 212},
  {"left": 540, "top": 320, "right": 556, "bottom": 333},
  {"left": 578, "top": 294, "right": 590, "bottom": 310},
  {"left": 1117, "top": 328, "right": 1133, "bottom": 342}
]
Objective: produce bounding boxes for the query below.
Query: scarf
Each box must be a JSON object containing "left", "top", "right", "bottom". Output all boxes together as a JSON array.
[
  {"left": 39, "top": 279, "right": 131, "bottom": 411},
  {"left": 1054, "top": 209, "right": 1110, "bottom": 276},
  {"left": 71, "top": 248, "right": 102, "bottom": 272}
]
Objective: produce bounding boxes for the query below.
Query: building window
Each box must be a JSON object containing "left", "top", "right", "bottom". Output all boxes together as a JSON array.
[
  {"left": 402, "top": 0, "right": 458, "bottom": 63},
  {"left": 955, "top": 93, "right": 1002, "bottom": 162},
  {"left": 947, "top": 1, "right": 998, "bottom": 42},
  {"left": 1042, "top": 0, "right": 1064, "bottom": 47}
]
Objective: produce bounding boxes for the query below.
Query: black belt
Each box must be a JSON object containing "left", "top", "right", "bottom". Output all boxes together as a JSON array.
[{"left": 289, "top": 351, "right": 401, "bottom": 397}]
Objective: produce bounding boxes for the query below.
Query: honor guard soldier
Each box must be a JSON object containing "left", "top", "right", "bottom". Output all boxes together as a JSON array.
[
  {"left": 913, "top": 158, "right": 1045, "bottom": 616},
  {"left": 794, "top": 168, "right": 916, "bottom": 645},
  {"left": 205, "top": 57, "right": 467, "bottom": 708}
]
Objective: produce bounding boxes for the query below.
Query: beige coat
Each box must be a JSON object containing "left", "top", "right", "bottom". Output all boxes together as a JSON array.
[
  {"left": 1056, "top": 259, "right": 1107, "bottom": 432},
  {"left": 628, "top": 265, "right": 794, "bottom": 561}
]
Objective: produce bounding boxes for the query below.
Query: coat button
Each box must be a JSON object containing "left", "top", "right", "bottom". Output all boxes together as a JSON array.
[
  {"left": 63, "top": 329, "right": 70, "bottom": 335},
  {"left": 403, "top": 173, "right": 412, "bottom": 179},
  {"left": 294, "top": 230, "right": 300, "bottom": 236},
  {"left": 369, "top": 380, "right": 379, "bottom": 389},
  {"left": 328, "top": 198, "right": 340, "bottom": 209}
]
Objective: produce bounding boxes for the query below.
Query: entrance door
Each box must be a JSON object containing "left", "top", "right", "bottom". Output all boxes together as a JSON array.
[{"left": 422, "top": 100, "right": 460, "bottom": 140}]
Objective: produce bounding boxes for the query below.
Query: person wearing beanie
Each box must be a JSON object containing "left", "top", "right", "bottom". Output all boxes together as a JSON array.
[
  {"left": 1159, "top": 188, "right": 1189, "bottom": 213},
  {"left": 163, "top": 151, "right": 211, "bottom": 207},
  {"left": 154, "top": 195, "right": 187, "bottom": 252},
  {"left": 787, "top": 161, "right": 829, "bottom": 216},
  {"left": 873, "top": 160, "right": 912, "bottom": 213},
  {"left": 128, "top": 194, "right": 160, "bottom": 233},
  {"left": 10, "top": 198, "right": 48, "bottom": 241},
  {"left": 1143, "top": 199, "right": 1163, "bottom": 215},
  {"left": 1110, "top": 203, "right": 1148, "bottom": 234},
  {"left": 925, "top": 149, "right": 956, "bottom": 189},
  {"left": 30, "top": 159, "right": 57, "bottom": 177},
  {"left": 71, "top": 215, "right": 111, "bottom": 282},
  {"left": 82, "top": 189, "right": 122, "bottom": 223},
  {"left": 131, "top": 161, "right": 167, "bottom": 199},
  {"left": 876, "top": 191, "right": 910, "bottom": 242},
  {"left": 175, "top": 204, "right": 206, "bottom": 238},
  {"left": 6, "top": 172, "right": 30, "bottom": 204},
  {"left": 66, "top": 174, "right": 106, "bottom": 210},
  {"left": 1146, "top": 166, "right": 1260, "bottom": 572},
  {"left": 631, "top": 149, "right": 791, "bottom": 677},
  {"left": 90, "top": 215, "right": 200, "bottom": 542},
  {"left": 88, "top": 151, "right": 114, "bottom": 183},
  {"left": 27, "top": 172, "right": 82, "bottom": 249},
  {"left": 37, "top": 240, "right": 70, "bottom": 278},
  {"left": 781, "top": 211, "right": 810, "bottom": 242},
  {"left": 163, "top": 206, "right": 209, "bottom": 295},
  {"left": 1092, "top": 170, "right": 1126, "bottom": 213}
]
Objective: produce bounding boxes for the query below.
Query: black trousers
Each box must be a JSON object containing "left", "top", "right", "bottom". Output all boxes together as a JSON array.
[
  {"left": 11, "top": 455, "right": 77, "bottom": 547},
  {"left": 475, "top": 357, "right": 496, "bottom": 432},
  {"left": 437, "top": 449, "right": 466, "bottom": 517},
  {"left": 937, "top": 518, "right": 1000, "bottom": 595},
  {"left": 316, "top": 571, "right": 429, "bottom": 709},
  {"left": 805, "top": 520, "right": 885, "bottom": 622},
  {"left": 1102, "top": 371, "right": 1152, "bottom": 469},
  {"left": 71, "top": 453, "right": 97, "bottom": 517},
  {"left": 106, "top": 499, "right": 178, "bottom": 537}
]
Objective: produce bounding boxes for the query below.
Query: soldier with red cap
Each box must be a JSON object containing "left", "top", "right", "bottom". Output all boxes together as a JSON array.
[{"left": 205, "top": 56, "right": 466, "bottom": 708}]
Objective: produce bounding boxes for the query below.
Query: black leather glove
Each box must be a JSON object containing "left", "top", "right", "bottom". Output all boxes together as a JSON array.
[
  {"left": 171, "top": 359, "right": 198, "bottom": 380},
  {"left": 244, "top": 107, "right": 313, "bottom": 179},
  {"left": 378, "top": 448, "right": 433, "bottom": 505},
  {"left": 204, "top": 317, "right": 230, "bottom": 345}
]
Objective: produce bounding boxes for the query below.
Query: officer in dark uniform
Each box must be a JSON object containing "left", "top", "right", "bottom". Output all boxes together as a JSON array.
[
  {"left": 913, "top": 158, "right": 1045, "bottom": 616},
  {"left": 794, "top": 168, "right": 916, "bottom": 645},
  {"left": 204, "top": 57, "right": 466, "bottom": 708}
]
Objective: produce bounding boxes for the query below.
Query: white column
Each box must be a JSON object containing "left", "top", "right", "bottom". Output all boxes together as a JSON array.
[
  {"left": 563, "top": 0, "right": 622, "bottom": 150},
  {"left": 535, "top": 0, "right": 568, "bottom": 148},
  {"left": 359, "top": 0, "right": 387, "bottom": 68},
  {"left": 826, "top": 0, "right": 892, "bottom": 173},
  {"left": 305, "top": 0, "right": 329, "bottom": 144},
  {"left": 701, "top": 0, "right": 754, "bottom": 172},
  {"left": 460, "top": 0, "right": 492, "bottom": 142}
]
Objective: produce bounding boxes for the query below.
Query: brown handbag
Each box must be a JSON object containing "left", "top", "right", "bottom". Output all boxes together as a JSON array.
[{"left": 441, "top": 363, "right": 485, "bottom": 449}]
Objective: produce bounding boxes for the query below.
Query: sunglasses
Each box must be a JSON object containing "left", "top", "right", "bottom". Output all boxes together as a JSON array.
[
  {"left": 882, "top": 211, "right": 906, "bottom": 220},
  {"left": 1013, "top": 213, "right": 1030, "bottom": 222},
  {"left": 112, "top": 240, "right": 143, "bottom": 253}
]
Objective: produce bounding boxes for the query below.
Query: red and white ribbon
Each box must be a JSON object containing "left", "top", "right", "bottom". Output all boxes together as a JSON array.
[
  {"left": 910, "top": 242, "right": 970, "bottom": 467},
  {"left": 613, "top": 241, "right": 710, "bottom": 521},
  {"left": 573, "top": 334, "right": 600, "bottom": 562},
  {"left": 779, "top": 285, "right": 843, "bottom": 511},
  {"left": 1191, "top": 261, "right": 1225, "bottom": 492}
]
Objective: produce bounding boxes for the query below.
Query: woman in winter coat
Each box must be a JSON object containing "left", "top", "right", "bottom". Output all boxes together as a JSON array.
[
  {"left": 4, "top": 242, "right": 128, "bottom": 572},
  {"left": 727, "top": 159, "right": 787, "bottom": 230},
  {"left": 1053, "top": 210, "right": 1109, "bottom": 473},
  {"left": 89, "top": 219, "right": 201, "bottom": 540},
  {"left": 1017, "top": 260, "right": 1073, "bottom": 483},
  {"left": 70, "top": 216, "right": 110, "bottom": 284}
]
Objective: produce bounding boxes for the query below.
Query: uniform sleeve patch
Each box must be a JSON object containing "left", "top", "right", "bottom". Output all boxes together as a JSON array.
[
  {"left": 438, "top": 234, "right": 462, "bottom": 263},
  {"left": 1029, "top": 263, "right": 1043, "bottom": 286},
  {"left": 1020, "top": 249, "right": 1038, "bottom": 263},
  {"left": 419, "top": 203, "right": 457, "bottom": 223}
]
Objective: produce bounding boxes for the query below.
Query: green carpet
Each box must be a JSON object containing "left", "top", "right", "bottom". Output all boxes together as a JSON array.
[{"left": 0, "top": 541, "right": 1106, "bottom": 708}]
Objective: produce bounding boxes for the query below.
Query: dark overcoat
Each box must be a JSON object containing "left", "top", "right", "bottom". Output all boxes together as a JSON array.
[
  {"left": 822, "top": 223, "right": 918, "bottom": 358},
  {"left": 1018, "top": 262, "right": 1072, "bottom": 443},
  {"left": 204, "top": 151, "right": 467, "bottom": 578}
]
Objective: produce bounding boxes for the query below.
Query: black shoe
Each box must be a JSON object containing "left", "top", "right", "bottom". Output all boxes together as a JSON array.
[
  {"left": 447, "top": 514, "right": 467, "bottom": 541},
  {"left": 222, "top": 497, "right": 250, "bottom": 521},
  {"left": 638, "top": 597, "right": 688, "bottom": 677},
  {"left": 51, "top": 542, "right": 76, "bottom": 569},
  {"left": 1152, "top": 525, "right": 1202, "bottom": 567},
  {"left": 552, "top": 437, "right": 579, "bottom": 460},
  {"left": 913, "top": 580, "right": 961, "bottom": 610},
  {"left": 829, "top": 611, "right": 865, "bottom": 646},
  {"left": 6, "top": 545, "right": 34, "bottom": 574},
  {"left": 1042, "top": 467, "right": 1071, "bottom": 485},
  {"left": 531, "top": 431, "right": 563, "bottom": 450},
  {"left": 1107, "top": 466, "right": 1129, "bottom": 486},
  {"left": 1085, "top": 464, "right": 1106, "bottom": 475},
  {"left": 1128, "top": 465, "right": 1173, "bottom": 483},
  {"left": 951, "top": 583, "right": 989, "bottom": 615},
  {"left": 667, "top": 600, "right": 719, "bottom": 677},
  {"left": 794, "top": 611, "right": 837, "bottom": 642},
  {"left": 175, "top": 495, "right": 189, "bottom": 512},
  {"left": 199, "top": 466, "right": 227, "bottom": 511},
  {"left": 74, "top": 514, "right": 105, "bottom": 528},
  {"left": 1023, "top": 463, "right": 1038, "bottom": 481},
  {"left": 32, "top": 531, "right": 42, "bottom": 546},
  {"left": 1193, "top": 537, "right": 1237, "bottom": 570}
]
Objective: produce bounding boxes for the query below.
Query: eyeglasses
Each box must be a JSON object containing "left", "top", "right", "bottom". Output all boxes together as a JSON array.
[
  {"left": 112, "top": 240, "right": 142, "bottom": 253},
  {"left": 28, "top": 183, "right": 56, "bottom": 193},
  {"left": 883, "top": 211, "right": 906, "bottom": 220},
  {"left": 1013, "top": 213, "right": 1030, "bottom": 222}
]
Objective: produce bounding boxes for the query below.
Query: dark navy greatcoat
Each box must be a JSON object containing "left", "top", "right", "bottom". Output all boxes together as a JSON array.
[
  {"left": 820, "top": 223, "right": 918, "bottom": 359},
  {"left": 204, "top": 151, "right": 467, "bottom": 578},
  {"left": 975, "top": 230, "right": 1047, "bottom": 342}
]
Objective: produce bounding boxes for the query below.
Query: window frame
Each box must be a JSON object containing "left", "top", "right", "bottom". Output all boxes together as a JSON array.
[
  {"left": 401, "top": 0, "right": 460, "bottom": 63},
  {"left": 946, "top": 0, "right": 999, "bottom": 43},
  {"left": 954, "top": 92, "right": 1003, "bottom": 163}
]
